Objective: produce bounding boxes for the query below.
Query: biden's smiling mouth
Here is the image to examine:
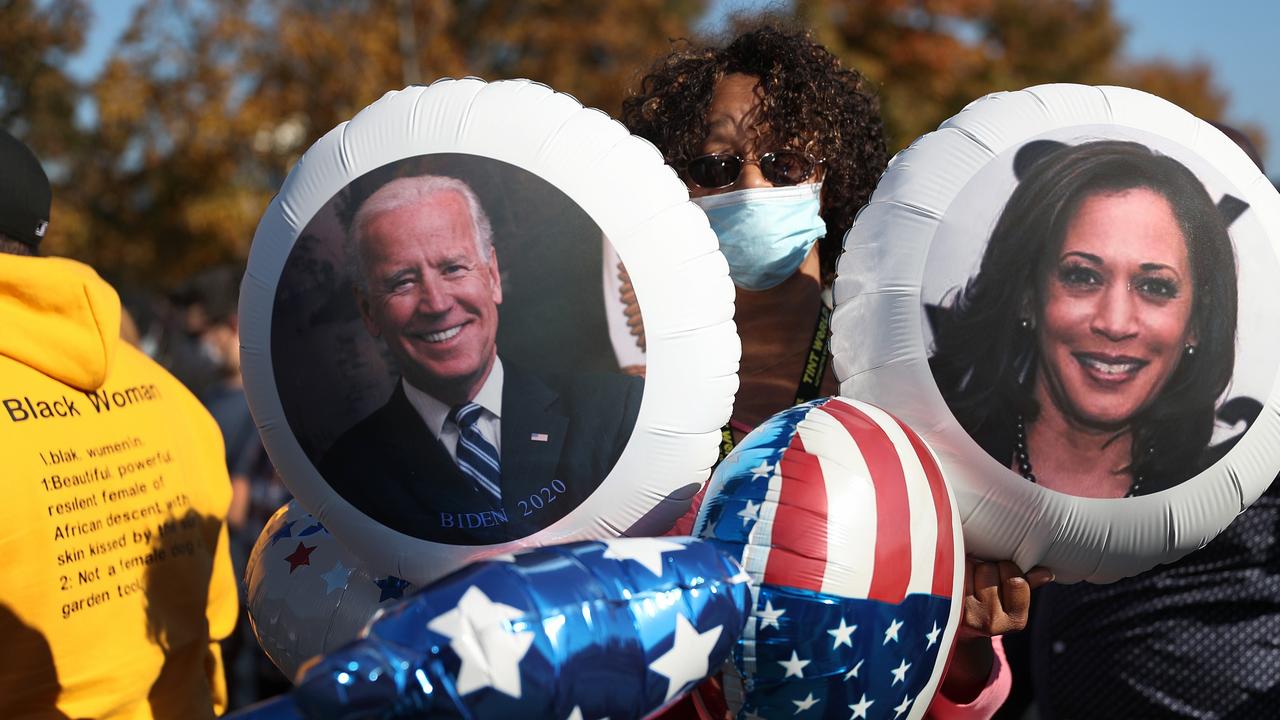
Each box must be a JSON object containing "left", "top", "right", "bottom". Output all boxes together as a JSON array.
[{"left": 420, "top": 324, "right": 464, "bottom": 344}]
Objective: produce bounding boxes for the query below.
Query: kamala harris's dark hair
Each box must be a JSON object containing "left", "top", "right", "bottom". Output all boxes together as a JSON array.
[{"left": 931, "top": 140, "right": 1238, "bottom": 491}]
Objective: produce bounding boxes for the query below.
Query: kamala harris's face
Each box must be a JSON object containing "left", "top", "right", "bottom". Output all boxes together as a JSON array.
[
  {"left": 356, "top": 189, "right": 502, "bottom": 405},
  {"left": 1036, "top": 187, "right": 1196, "bottom": 429}
]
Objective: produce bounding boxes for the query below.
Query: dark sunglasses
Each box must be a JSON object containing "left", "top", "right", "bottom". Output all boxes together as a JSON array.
[{"left": 685, "top": 150, "right": 822, "bottom": 189}]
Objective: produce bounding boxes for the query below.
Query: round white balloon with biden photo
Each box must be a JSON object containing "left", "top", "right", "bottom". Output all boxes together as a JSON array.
[{"left": 239, "top": 78, "right": 737, "bottom": 584}]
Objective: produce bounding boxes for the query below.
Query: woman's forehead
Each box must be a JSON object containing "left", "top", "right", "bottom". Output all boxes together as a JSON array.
[
  {"left": 700, "top": 72, "right": 821, "bottom": 152},
  {"left": 705, "top": 74, "right": 768, "bottom": 137},
  {"left": 702, "top": 111, "right": 768, "bottom": 146}
]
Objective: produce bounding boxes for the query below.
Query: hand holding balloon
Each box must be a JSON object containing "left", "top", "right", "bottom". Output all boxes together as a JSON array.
[
  {"left": 957, "top": 558, "right": 1053, "bottom": 641},
  {"left": 940, "top": 558, "right": 1054, "bottom": 703}
]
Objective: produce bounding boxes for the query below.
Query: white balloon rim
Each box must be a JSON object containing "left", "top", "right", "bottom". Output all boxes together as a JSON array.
[
  {"left": 833, "top": 83, "right": 1280, "bottom": 583},
  {"left": 240, "top": 79, "right": 737, "bottom": 585}
]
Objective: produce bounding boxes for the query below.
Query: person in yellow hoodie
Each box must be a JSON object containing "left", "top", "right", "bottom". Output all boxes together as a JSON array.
[{"left": 0, "top": 128, "right": 238, "bottom": 718}]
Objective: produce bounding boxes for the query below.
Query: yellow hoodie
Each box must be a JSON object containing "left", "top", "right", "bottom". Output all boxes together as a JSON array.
[{"left": 0, "top": 255, "right": 237, "bottom": 719}]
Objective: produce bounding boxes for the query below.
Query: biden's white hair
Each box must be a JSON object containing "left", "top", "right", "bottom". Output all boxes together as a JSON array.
[{"left": 348, "top": 174, "right": 494, "bottom": 291}]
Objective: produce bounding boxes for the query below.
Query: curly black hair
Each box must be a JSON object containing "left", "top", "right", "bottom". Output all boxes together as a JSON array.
[{"left": 621, "top": 25, "right": 887, "bottom": 277}]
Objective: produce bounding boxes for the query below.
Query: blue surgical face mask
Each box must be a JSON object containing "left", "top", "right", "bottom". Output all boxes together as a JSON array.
[{"left": 691, "top": 183, "right": 825, "bottom": 291}]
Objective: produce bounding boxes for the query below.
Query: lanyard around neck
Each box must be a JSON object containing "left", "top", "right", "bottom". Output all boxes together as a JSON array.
[{"left": 719, "top": 300, "right": 832, "bottom": 461}]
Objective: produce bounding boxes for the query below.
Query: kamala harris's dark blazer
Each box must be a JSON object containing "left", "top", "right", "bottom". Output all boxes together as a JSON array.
[{"left": 319, "top": 363, "right": 643, "bottom": 544}]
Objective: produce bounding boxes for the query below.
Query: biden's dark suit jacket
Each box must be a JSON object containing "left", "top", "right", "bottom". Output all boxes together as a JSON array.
[{"left": 319, "top": 363, "right": 643, "bottom": 544}]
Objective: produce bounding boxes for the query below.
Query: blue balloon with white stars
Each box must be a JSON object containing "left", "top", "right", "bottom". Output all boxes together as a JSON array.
[{"left": 230, "top": 536, "right": 752, "bottom": 720}]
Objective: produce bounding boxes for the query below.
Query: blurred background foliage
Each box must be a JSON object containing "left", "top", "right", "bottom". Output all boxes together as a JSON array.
[{"left": 1, "top": 0, "right": 1260, "bottom": 287}]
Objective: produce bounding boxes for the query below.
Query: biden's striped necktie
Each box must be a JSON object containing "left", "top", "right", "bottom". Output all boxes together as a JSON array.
[{"left": 450, "top": 402, "right": 502, "bottom": 504}]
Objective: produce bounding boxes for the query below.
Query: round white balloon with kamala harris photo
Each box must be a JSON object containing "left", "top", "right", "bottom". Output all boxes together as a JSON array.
[{"left": 834, "top": 82, "right": 1280, "bottom": 582}]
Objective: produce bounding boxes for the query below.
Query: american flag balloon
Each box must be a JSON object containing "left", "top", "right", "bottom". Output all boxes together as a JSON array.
[
  {"left": 695, "top": 397, "right": 964, "bottom": 720},
  {"left": 228, "top": 537, "right": 752, "bottom": 719}
]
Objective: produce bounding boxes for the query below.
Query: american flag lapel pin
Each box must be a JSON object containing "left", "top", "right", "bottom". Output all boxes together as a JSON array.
[{"left": 530, "top": 432, "right": 550, "bottom": 442}]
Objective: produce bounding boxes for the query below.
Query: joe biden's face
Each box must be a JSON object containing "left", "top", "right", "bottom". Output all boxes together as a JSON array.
[{"left": 356, "top": 190, "right": 502, "bottom": 405}]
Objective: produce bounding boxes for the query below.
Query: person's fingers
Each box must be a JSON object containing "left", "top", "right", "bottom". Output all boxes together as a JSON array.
[
  {"left": 616, "top": 258, "right": 645, "bottom": 351},
  {"left": 997, "top": 561, "right": 1031, "bottom": 631},
  {"left": 1026, "top": 565, "right": 1055, "bottom": 590},
  {"left": 971, "top": 560, "right": 1001, "bottom": 608},
  {"left": 997, "top": 560, "right": 1022, "bottom": 593},
  {"left": 959, "top": 560, "right": 1004, "bottom": 639},
  {"left": 959, "top": 556, "right": 1047, "bottom": 638}
]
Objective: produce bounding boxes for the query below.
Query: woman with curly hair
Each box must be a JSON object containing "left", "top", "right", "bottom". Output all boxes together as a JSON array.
[
  {"left": 622, "top": 25, "right": 884, "bottom": 430},
  {"left": 624, "top": 25, "right": 1047, "bottom": 719}
]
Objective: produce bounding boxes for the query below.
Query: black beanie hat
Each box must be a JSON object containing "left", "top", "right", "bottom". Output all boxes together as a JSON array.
[{"left": 0, "top": 128, "right": 51, "bottom": 248}]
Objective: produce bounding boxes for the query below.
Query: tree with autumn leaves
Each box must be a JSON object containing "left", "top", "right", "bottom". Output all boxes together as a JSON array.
[
  {"left": 2, "top": 0, "right": 1262, "bottom": 286},
  {"left": 788, "top": 0, "right": 1251, "bottom": 153}
]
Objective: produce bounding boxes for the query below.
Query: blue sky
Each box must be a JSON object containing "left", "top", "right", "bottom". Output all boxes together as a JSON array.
[
  {"left": 65, "top": 0, "right": 140, "bottom": 82},
  {"left": 69, "top": 0, "right": 1280, "bottom": 173},
  {"left": 1110, "top": 0, "right": 1277, "bottom": 172}
]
